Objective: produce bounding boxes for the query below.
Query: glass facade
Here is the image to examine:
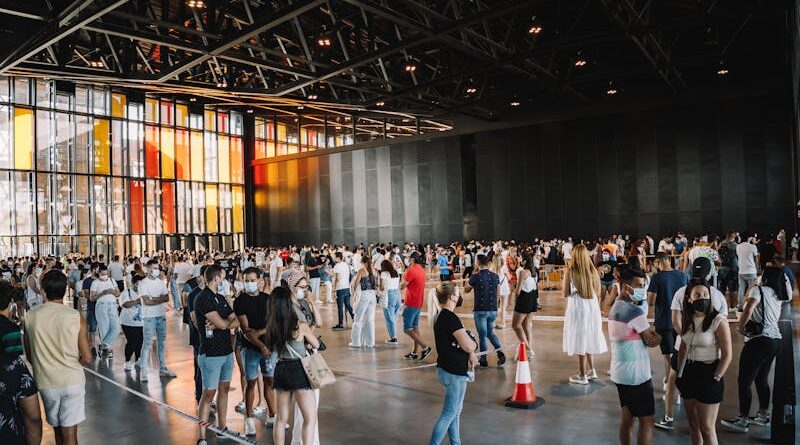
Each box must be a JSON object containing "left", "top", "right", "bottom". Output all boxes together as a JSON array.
[{"left": 0, "top": 76, "right": 245, "bottom": 257}]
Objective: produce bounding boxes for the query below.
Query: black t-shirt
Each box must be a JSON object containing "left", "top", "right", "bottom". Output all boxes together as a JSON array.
[
  {"left": 194, "top": 288, "right": 234, "bottom": 357},
  {"left": 186, "top": 285, "right": 204, "bottom": 347},
  {"left": 597, "top": 260, "right": 615, "bottom": 283},
  {"left": 82, "top": 276, "right": 96, "bottom": 311},
  {"left": 434, "top": 309, "right": 468, "bottom": 376},
  {"left": 233, "top": 292, "right": 269, "bottom": 350},
  {"left": 182, "top": 277, "right": 200, "bottom": 326},
  {"left": 307, "top": 257, "right": 321, "bottom": 279}
]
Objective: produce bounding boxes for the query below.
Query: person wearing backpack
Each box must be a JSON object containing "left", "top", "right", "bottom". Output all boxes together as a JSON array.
[
  {"left": 720, "top": 266, "right": 786, "bottom": 433},
  {"left": 717, "top": 231, "right": 739, "bottom": 311}
]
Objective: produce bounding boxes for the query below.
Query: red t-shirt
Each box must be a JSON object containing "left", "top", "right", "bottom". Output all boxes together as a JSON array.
[{"left": 403, "top": 264, "right": 426, "bottom": 308}]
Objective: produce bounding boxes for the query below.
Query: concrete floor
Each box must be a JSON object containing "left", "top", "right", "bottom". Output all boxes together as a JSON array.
[{"left": 45, "top": 282, "right": 799, "bottom": 445}]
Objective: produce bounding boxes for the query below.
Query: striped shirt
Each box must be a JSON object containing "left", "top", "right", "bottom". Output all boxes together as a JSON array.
[
  {"left": 608, "top": 300, "right": 651, "bottom": 386},
  {"left": 0, "top": 315, "right": 23, "bottom": 361}
]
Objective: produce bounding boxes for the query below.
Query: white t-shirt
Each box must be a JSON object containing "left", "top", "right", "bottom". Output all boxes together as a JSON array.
[
  {"left": 745, "top": 285, "right": 783, "bottom": 341},
  {"left": 118, "top": 289, "right": 143, "bottom": 327},
  {"left": 380, "top": 271, "right": 400, "bottom": 290},
  {"left": 333, "top": 262, "right": 350, "bottom": 290},
  {"left": 108, "top": 262, "right": 125, "bottom": 281},
  {"left": 173, "top": 261, "right": 192, "bottom": 284},
  {"left": 562, "top": 242, "right": 573, "bottom": 260},
  {"left": 138, "top": 277, "right": 168, "bottom": 319},
  {"left": 658, "top": 241, "right": 673, "bottom": 253},
  {"left": 269, "top": 257, "right": 283, "bottom": 280},
  {"left": 90, "top": 278, "right": 118, "bottom": 304},
  {"left": 736, "top": 242, "right": 759, "bottom": 275},
  {"left": 352, "top": 253, "right": 362, "bottom": 271}
]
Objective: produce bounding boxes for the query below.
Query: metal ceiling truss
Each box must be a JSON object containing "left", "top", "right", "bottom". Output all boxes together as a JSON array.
[{"left": 0, "top": 0, "right": 786, "bottom": 121}]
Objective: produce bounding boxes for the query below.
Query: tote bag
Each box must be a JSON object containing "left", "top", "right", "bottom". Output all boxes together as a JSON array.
[{"left": 286, "top": 343, "right": 337, "bottom": 389}]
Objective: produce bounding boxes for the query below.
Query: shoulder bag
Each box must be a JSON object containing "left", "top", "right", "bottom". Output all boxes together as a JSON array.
[
  {"left": 742, "top": 286, "right": 765, "bottom": 337},
  {"left": 286, "top": 342, "right": 337, "bottom": 389}
]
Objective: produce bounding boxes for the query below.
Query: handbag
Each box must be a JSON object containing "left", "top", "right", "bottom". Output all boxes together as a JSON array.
[
  {"left": 742, "top": 286, "right": 765, "bottom": 337},
  {"left": 286, "top": 343, "right": 337, "bottom": 389}
]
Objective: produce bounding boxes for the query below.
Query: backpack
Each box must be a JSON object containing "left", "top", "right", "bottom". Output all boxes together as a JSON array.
[{"left": 718, "top": 243, "right": 734, "bottom": 267}]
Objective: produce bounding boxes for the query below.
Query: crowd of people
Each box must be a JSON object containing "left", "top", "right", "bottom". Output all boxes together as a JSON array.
[{"left": 0, "top": 228, "right": 796, "bottom": 445}]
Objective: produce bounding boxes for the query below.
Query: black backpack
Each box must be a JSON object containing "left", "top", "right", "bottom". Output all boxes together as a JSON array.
[{"left": 718, "top": 243, "right": 734, "bottom": 267}]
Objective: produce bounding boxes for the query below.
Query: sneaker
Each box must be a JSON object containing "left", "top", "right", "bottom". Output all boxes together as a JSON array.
[
  {"left": 253, "top": 406, "right": 266, "bottom": 415},
  {"left": 385, "top": 338, "right": 398, "bottom": 345},
  {"left": 332, "top": 325, "right": 345, "bottom": 331},
  {"left": 655, "top": 416, "right": 674, "bottom": 430},
  {"left": 497, "top": 351, "right": 506, "bottom": 367},
  {"left": 197, "top": 440, "right": 208, "bottom": 445},
  {"left": 210, "top": 400, "right": 217, "bottom": 413},
  {"left": 347, "top": 342, "right": 361, "bottom": 348},
  {"left": 721, "top": 416, "right": 750, "bottom": 433},
  {"left": 418, "top": 347, "right": 432, "bottom": 362},
  {"left": 244, "top": 417, "right": 256, "bottom": 436},
  {"left": 265, "top": 416, "right": 276, "bottom": 427},
  {"left": 159, "top": 368, "right": 177, "bottom": 378},
  {"left": 478, "top": 359, "right": 488, "bottom": 368},
  {"left": 124, "top": 361, "right": 133, "bottom": 372},
  {"left": 140, "top": 372, "right": 149, "bottom": 382},
  {"left": 235, "top": 401, "right": 246, "bottom": 414},
  {"left": 749, "top": 412, "right": 770, "bottom": 426},
  {"left": 587, "top": 369, "right": 599, "bottom": 381},
  {"left": 569, "top": 374, "right": 589, "bottom": 385},
  {"left": 403, "top": 352, "right": 419, "bottom": 360}
]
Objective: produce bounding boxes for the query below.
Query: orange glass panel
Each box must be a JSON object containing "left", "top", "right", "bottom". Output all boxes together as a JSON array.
[
  {"left": 160, "top": 127, "right": 175, "bottom": 179},
  {"left": 161, "top": 181, "right": 175, "bottom": 233},
  {"left": 145, "top": 125, "right": 159, "bottom": 177},
  {"left": 93, "top": 118, "right": 110, "bottom": 175},
  {"left": 13, "top": 107, "right": 33, "bottom": 170},
  {"left": 175, "top": 129, "right": 189, "bottom": 180},
  {"left": 232, "top": 185, "right": 244, "bottom": 232},
  {"left": 111, "top": 93, "right": 126, "bottom": 118},
  {"left": 230, "top": 137, "right": 243, "bottom": 183},
  {"left": 217, "top": 135, "right": 230, "bottom": 183},
  {"left": 190, "top": 131, "right": 203, "bottom": 180},
  {"left": 205, "top": 184, "right": 218, "bottom": 233},
  {"left": 255, "top": 140, "right": 265, "bottom": 159},
  {"left": 130, "top": 180, "right": 145, "bottom": 234}
]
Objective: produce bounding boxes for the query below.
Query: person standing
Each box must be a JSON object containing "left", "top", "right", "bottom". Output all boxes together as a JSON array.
[
  {"left": 119, "top": 275, "right": 144, "bottom": 372},
  {"left": 427, "top": 283, "right": 477, "bottom": 445},
  {"left": 436, "top": 248, "right": 451, "bottom": 282},
  {"left": 269, "top": 251, "right": 284, "bottom": 291},
  {"left": 194, "top": 265, "right": 238, "bottom": 445},
  {"left": 675, "top": 279, "right": 732, "bottom": 445},
  {"left": 609, "top": 265, "right": 659, "bottom": 445},
  {"left": 305, "top": 250, "right": 323, "bottom": 305},
  {"left": 24, "top": 270, "right": 92, "bottom": 445},
  {"left": 717, "top": 231, "right": 739, "bottom": 310},
  {"left": 331, "top": 252, "right": 354, "bottom": 331},
  {"left": 89, "top": 264, "right": 120, "bottom": 359},
  {"left": 379, "top": 260, "right": 402, "bottom": 345},
  {"left": 349, "top": 256, "right": 378, "bottom": 348},
  {"left": 511, "top": 255, "right": 538, "bottom": 355},
  {"left": 108, "top": 255, "right": 125, "bottom": 292},
  {"left": 400, "top": 252, "right": 432, "bottom": 361},
  {"left": 736, "top": 233, "right": 760, "bottom": 312},
  {"left": 563, "top": 244, "right": 608, "bottom": 384},
  {"left": 463, "top": 254, "right": 505, "bottom": 368},
  {"left": 721, "top": 266, "right": 786, "bottom": 433},
  {"left": 172, "top": 255, "right": 192, "bottom": 313},
  {"left": 138, "top": 259, "right": 176, "bottom": 382}
]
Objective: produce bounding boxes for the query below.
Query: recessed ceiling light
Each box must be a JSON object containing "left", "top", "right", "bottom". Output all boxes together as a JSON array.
[
  {"left": 246, "top": 109, "right": 253, "bottom": 114},
  {"left": 308, "top": 94, "right": 318, "bottom": 100},
  {"left": 466, "top": 87, "right": 477, "bottom": 94},
  {"left": 189, "top": 97, "right": 197, "bottom": 102},
  {"left": 606, "top": 88, "right": 618, "bottom": 95},
  {"left": 187, "top": 0, "right": 205, "bottom": 8},
  {"left": 297, "top": 106, "right": 304, "bottom": 110},
  {"left": 404, "top": 62, "right": 416, "bottom": 72},
  {"left": 529, "top": 25, "right": 542, "bottom": 35},
  {"left": 574, "top": 59, "right": 587, "bottom": 67},
  {"left": 510, "top": 101, "right": 520, "bottom": 107},
  {"left": 375, "top": 101, "right": 385, "bottom": 107},
  {"left": 716, "top": 61, "right": 729, "bottom": 76}
]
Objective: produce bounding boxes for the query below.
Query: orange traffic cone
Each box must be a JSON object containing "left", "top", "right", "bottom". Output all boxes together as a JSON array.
[{"left": 505, "top": 342, "right": 545, "bottom": 409}]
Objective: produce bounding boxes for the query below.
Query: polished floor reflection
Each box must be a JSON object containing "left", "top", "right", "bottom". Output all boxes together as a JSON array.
[{"left": 44, "top": 286, "right": 796, "bottom": 445}]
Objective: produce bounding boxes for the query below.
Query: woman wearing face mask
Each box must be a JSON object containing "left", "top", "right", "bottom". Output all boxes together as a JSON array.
[
  {"left": 675, "top": 278, "right": 732, "bottom": 445},
  {"left": 597, "top": 249, "right": 616, "bottom": 303},
  {"left": 25, "top": 263, "right": 43, "bottom": 309},
  {"left": 428, "top": 283, "right": 478, "bottom": 445},
  {"left": 119, "top": 275, "right": 144, "bottom": 371},
  {"left": 349, "top": 255, "right": 378, "bottom": 348}
]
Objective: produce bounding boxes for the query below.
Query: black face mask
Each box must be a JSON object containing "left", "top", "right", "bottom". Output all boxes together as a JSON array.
[
  {"left": 456, "top": 296, "right": 464, "bottom": 307},
  {"left": 692, "top": 299, "right": 710, "bottom": 313}
]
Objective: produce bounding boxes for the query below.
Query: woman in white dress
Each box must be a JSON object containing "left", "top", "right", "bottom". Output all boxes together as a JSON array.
[
  {"left": 562, "top": 244, "right": 608, "bottom": 385},
  {"left": 490, "top": 255, "right": 511, "bottom": 329}
]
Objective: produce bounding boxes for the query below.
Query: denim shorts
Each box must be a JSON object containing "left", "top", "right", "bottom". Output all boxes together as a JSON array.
[
  {"left": 198, "top": 353, "right": 234, "bottom": 390},
  {"left": 403, "top": 306, "right": 421, "bottom": 331},
  {"left": 243, "top": 347, "right": 278, "bottom": 380}
]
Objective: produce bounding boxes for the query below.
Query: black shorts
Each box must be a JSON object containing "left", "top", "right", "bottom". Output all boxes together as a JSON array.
[
  {"left": 514, "top": 289, "right": 538, "bottom": 314},
  {"left": 676, "top": 360, "right": 724, "bottom": 404},
  {"left": 439, "top": 274, "right": 451, "bottom": 282},
  {"left": 616, "top": 380, "right": 655, "bottom": 417},
  {"left": 273, "top": 359, "right": 311, "bottom": 391},
  {"left": 656, "top": 329, "right": 676, "bottom": 355},
  {"left": 717, "top": 267, "right": 738, "bottom": 293}
]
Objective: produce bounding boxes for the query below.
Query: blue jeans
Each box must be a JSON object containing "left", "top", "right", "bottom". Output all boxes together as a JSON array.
[
  {"left": 473, "top": 311, "right": 502, "bottom": 354},
  {"left": 169, "top": 280, "right": 182, "bottom": 310},
  {"left": 94, "top": 300, "right": 121, "bottom": 348},
  {"left": 430, "top": 368, "right": 468, "bottom": 445},
  {"left": 140, "top": 316, "right": 167, "bottom": 372},
  {"left": 336, "top": 288, "right": 354, "bottom": 325},
  {"left": 383, "top": 289, "right": 402, "bottom": 339},
  {"left": 738, "top": 274, "right": 757, "bottom": 308}
]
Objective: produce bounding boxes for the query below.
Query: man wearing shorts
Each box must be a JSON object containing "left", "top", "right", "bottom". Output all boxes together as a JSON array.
[
  {"left": 24, "top": 270, "right": 92, "bottom": 445},
  {"left": 609, "top": 266, "right": 659, "bottom": 445},
  {"left": 400, "top": 252, "right": 432, "bottom": 361},
  {"left": 194, "top": 265, "right": 239, "bottom": 445},
  {"left": 234, "top": 267, "right": 275, "bottom": 434}
]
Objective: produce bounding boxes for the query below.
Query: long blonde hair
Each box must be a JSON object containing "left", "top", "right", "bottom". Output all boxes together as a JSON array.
[
  {"left": 427, "top": 282, "right": 456, "bottom": 328},
  {"left": 568, "top": 244, "right": 600, "bottom": 299}
]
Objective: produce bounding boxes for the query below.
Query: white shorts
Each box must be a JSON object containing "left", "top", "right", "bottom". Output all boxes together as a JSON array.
[{"left": 40, "top": 384, "right": 86, "bottom": 427}]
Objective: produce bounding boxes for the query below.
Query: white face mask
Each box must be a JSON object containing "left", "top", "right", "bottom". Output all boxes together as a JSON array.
[
  {"left": 295, "top": 288, "right": 305, "bottom": 300},
  {"left": 99, "top": 275, "right": 109, "bottom": 281},
  {"left": 602, "top": 253, "right": 610, "bottom": 261},
  {"left": 218, "top": 279, "right": 229, "bottom": 295},
  {"left": 150, "top": 269, "right": 160, "bottom": 278},
  {"left": 244, "top": 282, "right": 258, "bottom": 294}
]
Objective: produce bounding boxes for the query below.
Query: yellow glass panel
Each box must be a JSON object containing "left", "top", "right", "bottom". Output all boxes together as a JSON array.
[
  {"left": 266, "top": 141, "right": 275, "bottom": 158},
  {"left": 176, "top": 104, "right": 188, "bottom": 127},
  {"left": 13, "top": 108, "right": 33, "bottom": 170},
  {"left": 218, "top": 135, "right": 230, "bottom": 183},
  {"left": 190, "top": 131, "right": 204, "bottom": 180},
  {"left": 232, "top": 186, "right": 244, "bottom": 232},
  {"left": 160, "top": 127, "right": 175, "bottom": 179},
  {"left": 204, "top": 109, "right": 215, "bottom": 131},
  {"left": 205, "top": 184, "right": 218, "bottom": 233},
  {"left": 93, "top": 118, "right": 110, "bottom": 175},
  {"left": 145, "top": 98, "right": 158, "bottom": 122},
  {"left": 111, "top": 93, "right": 126, "bottom": 118}
]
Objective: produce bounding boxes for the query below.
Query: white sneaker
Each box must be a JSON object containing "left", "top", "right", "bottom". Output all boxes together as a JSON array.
[
  {"left": 244, "top": 417, "right": 256, "bottom": 436},
  {"left": 235, "top": 401, "right": 246, "bottom": 414},
  {"left": 159, "top": 368, "right": 177, "bottom": 378},
  {"left": 569, "top": 374, "right": 589, "bottom": 385},
  {"left": 347, "top": 342, "right": 360, "bottom": 348},
  {"left": 265, "top": 416, "right": 276, "bottom": 427},
  {"left": 253, "top": 406, "right": 266, "bottom": 415},
  {"left": 140, "top": 372, "right": 149, "bottom": 382},
  {"left": 124, "top": 361, "right": 133, "bottom": 371},
  {"left": 587, "top": 369, "right": 598, "bottom": 381}
]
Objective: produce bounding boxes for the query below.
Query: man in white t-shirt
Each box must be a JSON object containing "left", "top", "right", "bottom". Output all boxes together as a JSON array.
[
  {"left": 172, "top": 256, "right": 192, "bottom": 312},
  {"left": 332, "top": 252, "right": 354, "bottom": 331},
  {"left": 736, "top": 234, "right": 760, "bottom": 311},
  {"left": 138, "top": 259, "right": 175, "bottom": 381},
  {"left": 562, "top": 238, "right": 574, "bottom": 263},
  {"left": 269, "top": 252, "right": 284, "bottom": 291},
  {"left": 107, "top": 255, "right": 125, "bottom": 291}
]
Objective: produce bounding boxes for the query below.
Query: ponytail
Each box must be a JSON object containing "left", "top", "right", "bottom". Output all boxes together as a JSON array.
[{"left": 427, "top": 288, "right": 441, "bottom": 328}]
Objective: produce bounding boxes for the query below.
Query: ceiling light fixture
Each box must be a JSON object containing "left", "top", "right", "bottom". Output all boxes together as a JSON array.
[
  {"left": 246, "top": 109, "right": 253, "bottom": 114},
  {"left": 404, "top": 62, "right": 417, "bottom": 72},
  {"left": 187, "top": 0, "right": 205, "bottom": 8},
  {"left": 88, "top": 60, "right": 104, "bottom": 68},
  {"left": 510, "top": 100, "right": 520, "bottom": 107},
  {"left": 466, "top": 87, "right": 477, "bottom": 94},
  {"left": 308, "top": 94, "right": 318, "bottom": 100},
  {"left": 528, "top": 25, "right": 542, "bottom": 35},
  {"left": 716, "top": 61, "right": 729, "bottom": 76},
  {"left": 297, "top": 106, "right": 304, "bottom": 110},
  {"left": 574, "top": 59, "right": 587, "bottom": 67},
  {"left": 317, "top": 36, "right": 332, "bottom": 47},
  {"left": 606, "top": 87, "right": 618, "bottom": 95},
  {"left": 189, "top": 97, "right": 197, "bottom": 102},
  {"left": 375, "top": 101, "right": 385, "bottom": 107}
]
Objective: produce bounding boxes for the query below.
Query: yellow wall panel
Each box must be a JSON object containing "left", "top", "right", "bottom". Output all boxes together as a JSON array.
[
  {"left": 13, "top": 108, "right": 33, "bottom": 170},
  {"left": 205, "top": 184, "right": 218, "bottom": 232},
  {"left": 93, "top": 118, "right": 110, "bottom": 175},
  {"left": 160, "top": 127, "right": 175, "bottom": 179},
  {"left": 217, "top": 135, "right": 230, "bottom": 183},
  {"left": 111, "top": 93, "right": 126, "bottom": 118},
  {"left": 232, "top": 186, "right": 244, "bottom": 233}
]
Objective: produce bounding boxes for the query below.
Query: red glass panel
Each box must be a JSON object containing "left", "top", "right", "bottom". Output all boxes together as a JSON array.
[
  {"left": 145, "top": 125, "right": 159, "bottom": 177},
  {"left": 130, "top": 180, "right": 145, "bottom": 234}
]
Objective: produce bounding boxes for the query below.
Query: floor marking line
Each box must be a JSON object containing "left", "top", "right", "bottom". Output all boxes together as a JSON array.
[{"left": 83, "top": 367, "right": 261, "bottom": 445}]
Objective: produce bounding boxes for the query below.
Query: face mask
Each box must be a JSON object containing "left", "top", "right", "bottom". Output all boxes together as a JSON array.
[
  {"left": 630, "top": 287, "right": 646, "bottom": 302},
  {"left": 33, "top": 268, "right": 42, "bottom": 276},
  {"left": 218, "top": 279, "right": 229, "bottom": 295},
  {"left": 295, "top": 288, "right": 306, "bottom": 300},
  {"left": 99, "top": 275, "right": 109, "bottom": 281},
  {"left": 15, "top": 268, "right": 22, "bottom": 274},
  {"left": 602, "top": 253, "right": 610, "bottom": 261},
  {"left": 244, "top": 282, "right": 258, "bottom": 294},
  {"left": 692, "top": 299, "right": 710, "bottom": 313},
  {"left": 150, "top": 269, "right": 160, "bottom": 278}
]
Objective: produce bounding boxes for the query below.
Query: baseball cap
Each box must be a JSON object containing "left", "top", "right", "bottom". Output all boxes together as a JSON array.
[{"left": 691, "top": 257, "right": 712, "bottom": 281}]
